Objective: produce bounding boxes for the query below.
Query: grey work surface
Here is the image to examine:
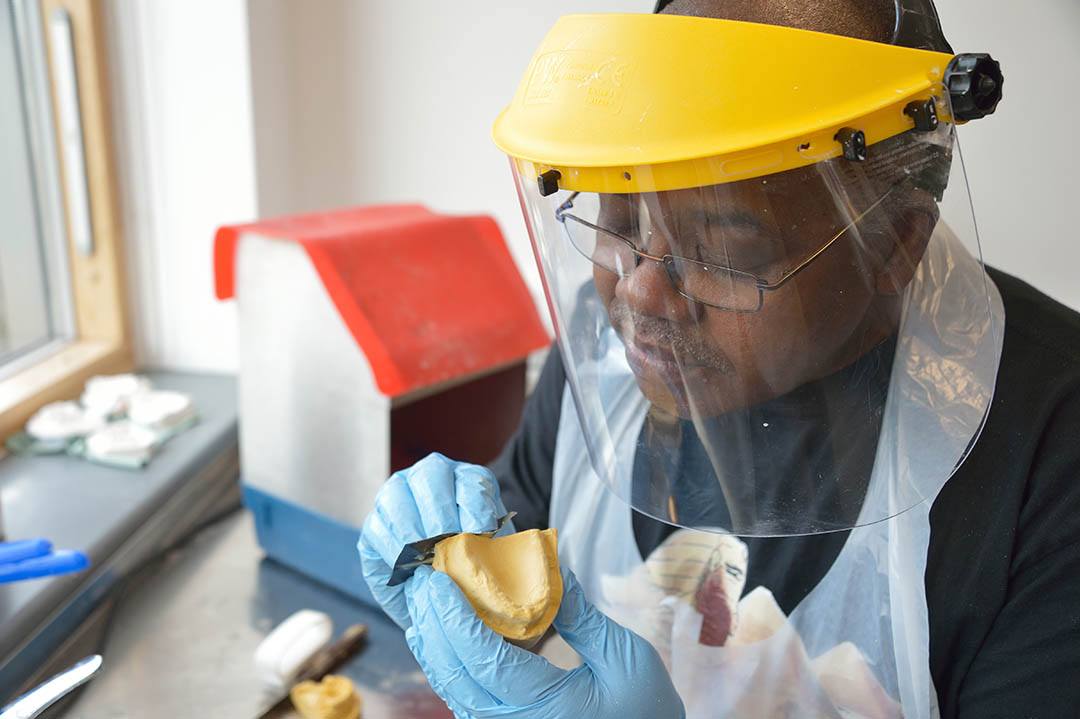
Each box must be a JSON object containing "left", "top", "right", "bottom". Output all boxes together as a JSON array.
[
  {"left": 0, "top": 372, "right": 241, "bottom": 698},
  {"left": 64, "top": 510, "right": 451, "bottom": 719}
]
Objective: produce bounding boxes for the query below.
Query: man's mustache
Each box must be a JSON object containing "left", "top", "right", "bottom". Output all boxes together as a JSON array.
[{"left": 608, "top": 301, "right": 735, "bottom": 374}]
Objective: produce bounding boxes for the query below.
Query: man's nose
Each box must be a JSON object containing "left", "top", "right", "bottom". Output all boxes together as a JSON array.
[{"left": 616, "top": 232, "right": 703, "bottom": 324}]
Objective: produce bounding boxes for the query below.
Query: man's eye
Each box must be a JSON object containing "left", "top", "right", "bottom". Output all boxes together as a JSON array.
[
  {"left": 604, "top": 222, "right": 640, "bottom": 244},
  {"left": 696, "top": 245, "right": 783, "bottom": 274}
]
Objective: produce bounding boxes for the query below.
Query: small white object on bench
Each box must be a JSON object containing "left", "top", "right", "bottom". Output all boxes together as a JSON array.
[{"left": 253, "top": 609, "right": 333, "bottom": 691}]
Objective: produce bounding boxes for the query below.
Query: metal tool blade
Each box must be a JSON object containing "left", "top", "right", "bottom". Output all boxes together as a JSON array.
[
  {"left": 387, "top": 511, "right": 515, "bottom": 587},
  {"left": 0, "top": 654, "right": 103, "bottom": 719}
]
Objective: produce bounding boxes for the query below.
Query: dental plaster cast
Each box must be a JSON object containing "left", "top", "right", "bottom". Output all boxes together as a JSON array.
[
  {"left": 83, "top": 421, "right": 157, "bottom": 464},
  {"left": 127, "top": 390, "right": 196, "bottom": 431},
  {"left": 289, "top": 675, "right": 361, "bottom": 719},
  {"left": 81, "top": 374, "right": 152, "bottom": 416},
  {"left": 433, "top": 528, "right": 562, "bottom": 646},
  {"left": 26, "top": 401, "right": 104, "bottom": 442}
]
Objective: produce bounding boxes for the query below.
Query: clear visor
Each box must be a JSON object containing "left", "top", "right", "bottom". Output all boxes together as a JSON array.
[{"left": 515, "top": 121, "right": 999, "bottom": 535}]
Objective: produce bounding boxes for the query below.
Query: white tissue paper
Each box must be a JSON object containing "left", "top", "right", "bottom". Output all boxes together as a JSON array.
[{"left": 599, "top": 528, "right": 901, "bottom": 718}]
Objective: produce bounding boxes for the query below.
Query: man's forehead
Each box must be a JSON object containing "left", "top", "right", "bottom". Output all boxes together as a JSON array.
[{"left": 659, "top": 0, "right": 896, "bottom": 44}]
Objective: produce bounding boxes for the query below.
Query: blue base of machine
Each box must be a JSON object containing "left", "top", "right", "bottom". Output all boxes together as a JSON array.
[{"left": 243, "top": 483, "right": 375, "bottom": 606}]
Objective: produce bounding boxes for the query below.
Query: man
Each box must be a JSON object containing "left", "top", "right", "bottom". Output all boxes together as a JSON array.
[{"left": 359, "top": 1, "right": 1080, "bottom": 717}]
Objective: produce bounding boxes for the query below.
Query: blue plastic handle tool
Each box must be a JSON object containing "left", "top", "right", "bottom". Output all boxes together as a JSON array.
[
  {"left": 0, "top": 550, "right": 90, "bottom": 584},
  {"left": 0, "top": 539, "right": 53, "bottom": 565}
]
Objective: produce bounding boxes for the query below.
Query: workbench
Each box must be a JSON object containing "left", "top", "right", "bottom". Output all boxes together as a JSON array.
[
  {"left": 0, "top": 372, "right": 449, "bottom": 717},
  {"left": 65, "top": 509, "right": 449, "bottom": 718}
]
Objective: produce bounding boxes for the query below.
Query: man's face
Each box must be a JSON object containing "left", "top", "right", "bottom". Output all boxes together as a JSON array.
[{"left": 592, "top": 164, "right": 925, "bottom": 419}]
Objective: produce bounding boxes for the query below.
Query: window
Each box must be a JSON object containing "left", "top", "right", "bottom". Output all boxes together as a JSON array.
[
  {"left": 1, "top": 0, "right": 74, "bottom": 372},
  {"left": 0, "top": 0, "right": 131, "bottom": 439}
]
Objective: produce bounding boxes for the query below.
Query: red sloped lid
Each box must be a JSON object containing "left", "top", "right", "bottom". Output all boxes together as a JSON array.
[{"left": 215, "top": 204, "right": 549, "bottom": 397}]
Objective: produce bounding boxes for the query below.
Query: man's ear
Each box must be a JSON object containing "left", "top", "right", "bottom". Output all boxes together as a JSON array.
[{"left": 875, "top": 204, "right": 939, "bottom": 296}]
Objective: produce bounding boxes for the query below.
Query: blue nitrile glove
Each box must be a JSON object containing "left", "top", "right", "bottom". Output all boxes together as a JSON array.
[
  {"left": 358, "top": 453, "right": 513, "bottom": 630},
  {"left": 403, "top": 565, "right": 686, "bottom": 719}
]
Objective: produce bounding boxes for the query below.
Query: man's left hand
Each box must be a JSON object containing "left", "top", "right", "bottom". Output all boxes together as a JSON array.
[{"left": 403, "top": 564, "right": 686, "bottom": 719}]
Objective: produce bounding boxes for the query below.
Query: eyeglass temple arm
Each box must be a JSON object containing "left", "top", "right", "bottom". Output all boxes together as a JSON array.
[
  {"left": 759, "top": 187, "right": 898, "bottom": 291},
  {"left": 554, "top": 192, "right": 579, "bottom": 221}
]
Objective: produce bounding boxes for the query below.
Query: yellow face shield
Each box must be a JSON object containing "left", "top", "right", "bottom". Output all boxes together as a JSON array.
[
  {"left": 493, "top": 14, "right": 1001, "bottom": 195},
  {"left": 495, "top": 14, "right": 1004, "bottom": 536}
]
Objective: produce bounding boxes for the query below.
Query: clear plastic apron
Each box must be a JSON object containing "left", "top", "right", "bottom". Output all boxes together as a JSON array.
[{"left": 549, "top": 224, "right": 1004, "bottom": 719}]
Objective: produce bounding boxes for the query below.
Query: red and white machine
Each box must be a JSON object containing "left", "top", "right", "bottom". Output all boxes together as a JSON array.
[{"left": 214, "top": 204, "right": 548, "bottom": 598}]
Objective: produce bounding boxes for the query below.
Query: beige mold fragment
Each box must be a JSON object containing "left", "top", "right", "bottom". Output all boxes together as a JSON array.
[
  {"left": 433, "top": 528, "right": 562, "bottom": 645},
  {"left": 289, "top": 675, "right": 361, "bottom": 719}
]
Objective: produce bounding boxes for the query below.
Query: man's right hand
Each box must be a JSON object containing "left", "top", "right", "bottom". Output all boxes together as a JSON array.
[{"left": 357, "top": 452, "right": 512, "bottom": 630}]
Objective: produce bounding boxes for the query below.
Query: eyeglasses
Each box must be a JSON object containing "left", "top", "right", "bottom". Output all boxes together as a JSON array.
[{"left": 554, "top": 187, "right": 896, "bottom": 313}]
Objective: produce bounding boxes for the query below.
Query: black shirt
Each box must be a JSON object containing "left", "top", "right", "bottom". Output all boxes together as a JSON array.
[{"left": 490, "top": 268, "right": 1080, "bottom": 719}]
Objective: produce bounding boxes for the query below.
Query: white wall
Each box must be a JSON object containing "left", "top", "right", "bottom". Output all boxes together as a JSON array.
[
  {"left": 112, "top": 1, "right": 1079, "bottom": 372},
  {"left": 108, "top": 0, "right": 257, "bottom": 373},
  {"left": 247, "top": 0, "right": 361, "bottom": 218},
  {"left": 248, "top": 0, "right": 654, "bottom": 324},
  {"left": 936, "top": 0, "right": 1080, "bottom": 310}
]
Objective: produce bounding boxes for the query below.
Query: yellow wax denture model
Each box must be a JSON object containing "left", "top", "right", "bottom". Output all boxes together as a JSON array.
[
  {"left": 433, "top": 528, "right": 562, "bottom": 645},
  {"left": 289, "top": 675, "right": 361, "bottom": 719}
]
